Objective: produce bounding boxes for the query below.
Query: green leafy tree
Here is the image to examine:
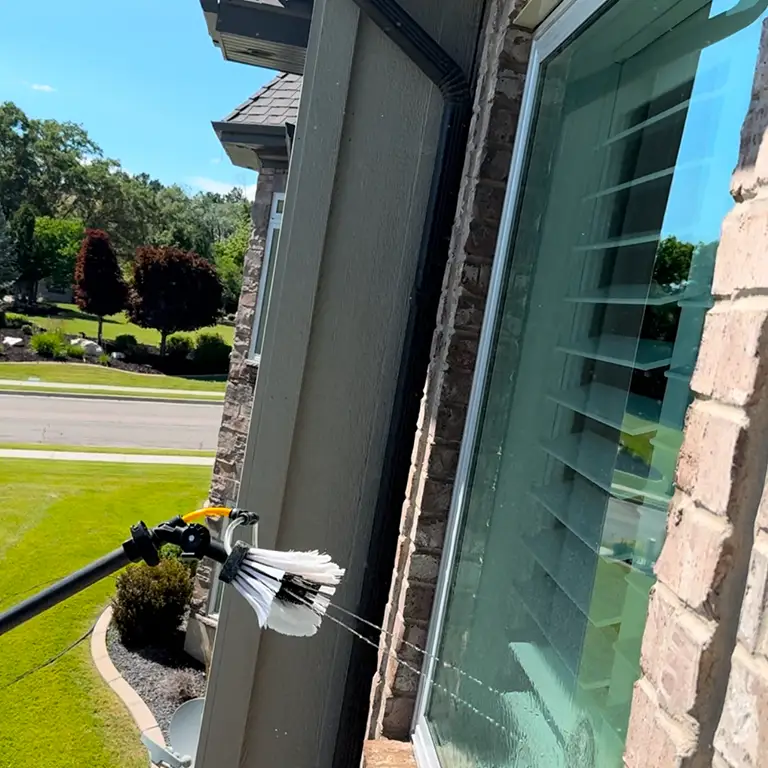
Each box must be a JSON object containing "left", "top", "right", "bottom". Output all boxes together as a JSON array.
[
  {"left": 0, "top": 102, "right": 100, "bottom": 218},
  {"left": 74, "top": 230, "right": 127, "bottom": 344},
  {"left": 129, "top": 246, "right": 222, "bottom": 356},
  {"left": 0, "top": 102, "right": 252, "bottom": 273},
  {"left": 213, "top": 217, "right": 250, "bottom": 311},
  {"left": 33, "top": 216, "right": 84, "bottom": 292},
  {"left": 10, "top": 203, "right": 40, "bottom": 301},
  {"left": 0, "top": 207, "right": 18, "bottom": 294},
  {"left": 652, "top": 235, "right": 695, "bottom": 289}
]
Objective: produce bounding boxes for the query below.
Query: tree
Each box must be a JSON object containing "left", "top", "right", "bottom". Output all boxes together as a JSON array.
[
  {"left": 213, "top": 217, "right": 250, "bottom": 312},
  {"left": 0, "top": 207, "right": 18, "bottom": 294},
  {"left": 0, "top": 102, "right": 100, "bottom": 218},
  {"left": 74, "top": 230, "right": 127, "bottom": 344},
  {"left": 33, "top": 217, "right": 84, "bottom": 292},
  {"left": 652, "top": 235, "right": 695, "bottom": 289},
  {"left": 10, "top": 203, "right": 40, "bottom": 302},
  {"left": 128, "top": 246, "right": 222, "bottom": 355}
]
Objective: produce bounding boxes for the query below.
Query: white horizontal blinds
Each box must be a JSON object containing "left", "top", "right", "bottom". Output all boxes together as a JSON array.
[{"left": 513, "top": 7, "right": 708, "bottom": 760}]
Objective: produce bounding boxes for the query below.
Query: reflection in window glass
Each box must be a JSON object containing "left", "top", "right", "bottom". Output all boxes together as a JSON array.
[
  {"left": 425, "top": 1, "right": 767, "bottom": 766},
  {"left": 250, "top": 192, "right": 285, "bottom": 360}
]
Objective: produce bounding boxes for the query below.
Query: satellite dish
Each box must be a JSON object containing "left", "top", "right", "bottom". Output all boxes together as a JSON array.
[
  {"left": 169, "top": 698, "right": 205, "bottom": 761},
  {"left": 141, "top": 697, "right": 205, "bottom": 768}
]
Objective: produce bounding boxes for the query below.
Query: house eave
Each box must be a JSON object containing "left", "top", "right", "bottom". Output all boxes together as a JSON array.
[
  {"left": 212, "top": 121, "right": 292, "bottom": 172},
  {"left": 199, "top": 0, "right": 312, "bottom": 73}
]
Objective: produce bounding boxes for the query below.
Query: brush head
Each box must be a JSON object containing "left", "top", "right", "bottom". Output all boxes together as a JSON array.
[{"left": 218, "top": 525, "right": 344, "bottom": 637}]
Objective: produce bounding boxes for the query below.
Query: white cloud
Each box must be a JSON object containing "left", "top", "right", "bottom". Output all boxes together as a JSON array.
[
  {"left": 31, "top": 84, "right": 55, "bottom": 92},
  {"left": 187, "top": 176, "right": 257, "bottom": 201},
  {"left": 210, "top": 157, "right": 222, "bottom": 165}
]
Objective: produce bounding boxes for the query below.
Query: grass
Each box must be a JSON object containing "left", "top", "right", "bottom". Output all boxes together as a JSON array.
[
  {"left": 0, "top": 362, "right": 226, "bottom": 393},
  {"left": 0, "top": 460, "right": 211, "bottom": 768},
  {"left": 0, "top": 442, "right": 215, "bottom": 457},
  {"left": 8, "top": 302, "right": 234, "bottom": 348},
  {"left": 0, "top": 383, "right": 225, "bottom": 402}
]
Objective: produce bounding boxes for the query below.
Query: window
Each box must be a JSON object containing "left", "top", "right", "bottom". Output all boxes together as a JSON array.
[
  {"left": 249, "top": 192, "right": 285, "bottom": 361},
  {"left": 414, "top": 1, "right": 767, "bottom": 766}
]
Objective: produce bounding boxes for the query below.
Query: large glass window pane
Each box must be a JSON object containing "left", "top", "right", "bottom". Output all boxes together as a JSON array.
[
  {"left": 424, "top": 1, "right": 768, "bottom": 766},
  {"left": 253, "top": 224, "right": 280, "bottom": 357}
]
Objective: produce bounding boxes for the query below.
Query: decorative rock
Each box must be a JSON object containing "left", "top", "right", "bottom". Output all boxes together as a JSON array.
[
  {"left": 2, "top": 336, "right": 22, "bottom": 347},
  {"left": 111, "top": 351, "right": 126, "bottom": 360},
  {"left": 70, "top": 338, "right": 104, "bottom": 357}
]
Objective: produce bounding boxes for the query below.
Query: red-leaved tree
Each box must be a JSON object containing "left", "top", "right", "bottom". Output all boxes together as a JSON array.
[
  {"left": 128, "top": 246, "right": 222, "bottom": 356},
  {"left": 74, "top": 229, "right": 127, "bottom": 345}
]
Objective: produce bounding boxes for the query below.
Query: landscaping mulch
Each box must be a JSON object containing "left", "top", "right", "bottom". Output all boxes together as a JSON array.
[{"left": 106, "top": 623, "right": 206, "bottom": 740}]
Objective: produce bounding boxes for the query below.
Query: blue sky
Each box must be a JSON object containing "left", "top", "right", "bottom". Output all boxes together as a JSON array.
[{"left": 0, "top": 0, "right": 274, "bottom": 197}]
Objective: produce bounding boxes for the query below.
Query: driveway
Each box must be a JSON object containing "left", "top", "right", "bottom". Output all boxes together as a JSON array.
[{"left": 0, "top": 394, "right": 223, "bottom": 451}]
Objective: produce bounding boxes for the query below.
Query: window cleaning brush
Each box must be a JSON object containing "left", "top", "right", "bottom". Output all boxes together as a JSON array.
[
  {"left": 0, "top": 506, "right": 344, "bottom": 639},
  {"left": 217, "top": 515, "right": 345, "bottom": 637}
]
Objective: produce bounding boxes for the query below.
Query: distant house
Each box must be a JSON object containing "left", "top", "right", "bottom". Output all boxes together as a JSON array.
[{"left": 185, "top": 73, "right": 301, "bottom": 663}]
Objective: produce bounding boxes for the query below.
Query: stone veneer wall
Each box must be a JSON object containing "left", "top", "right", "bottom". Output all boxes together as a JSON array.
[
  {"left": 366, "top": 0, "right": 532, "bottom": 744},
  {"left": 191, "top": 167, "right": 287, "bottom": 617}
]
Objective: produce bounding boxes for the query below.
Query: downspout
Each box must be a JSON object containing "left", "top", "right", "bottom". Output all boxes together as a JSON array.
[{"left": 333, "top": 1, "right": 473, "bottom": 765}]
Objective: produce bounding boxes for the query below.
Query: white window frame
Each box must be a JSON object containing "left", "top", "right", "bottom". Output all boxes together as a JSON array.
[{"left": 248, "top": 192, "right": 285, "bottom": 363}]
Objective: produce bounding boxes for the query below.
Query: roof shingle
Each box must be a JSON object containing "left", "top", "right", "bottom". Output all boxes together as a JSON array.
[{"left": 222, "top": 73, "right": 302, "bottom": 128}]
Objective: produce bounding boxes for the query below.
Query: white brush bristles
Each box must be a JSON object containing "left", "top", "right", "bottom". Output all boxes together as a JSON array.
[{"left": 221, "top": 521, "right": 345, "bottom": 637}]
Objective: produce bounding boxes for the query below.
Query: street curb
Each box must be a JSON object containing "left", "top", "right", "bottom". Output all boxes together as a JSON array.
[
  {"left": 91, "top": 607, "right": 165, "bottom": 765},
  {"left": 0, "top": 389, "right": 224, "bottom": 406}
]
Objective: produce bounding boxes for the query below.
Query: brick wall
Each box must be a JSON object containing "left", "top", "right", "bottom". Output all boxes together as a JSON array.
[
  {"left": 366, "top": 0, "right": 532, "bottom": 743},
  {"left": 625, "top": 19, "right": 768, "bottom": 768}
]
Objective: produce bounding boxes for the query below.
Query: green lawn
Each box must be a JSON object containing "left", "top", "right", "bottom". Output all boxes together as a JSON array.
[
  {"left": 0, "top": 442, "right": 215, "bottom": 457},
  {"left": 9, "top": 302, "right": 234, "bottom": 348},
  {"left": 0, "top": 460, "right": 211, "bottom": 768},
  {"left": 0, "top": 362, "right": 226, "bottom": 393}
]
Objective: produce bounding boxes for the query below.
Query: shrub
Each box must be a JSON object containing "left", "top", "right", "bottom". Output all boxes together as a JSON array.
[
  {"left": 164, "top": 669, "right": 203, "bottom": 704},
  {"left": 159, "top": 543, "right": 198, "bottom": 578},
  {"left": 112, "top": 557, "right": 193, "bottom": 648},
  {"left": 166, "top": 334, "right": 193, "bottom": 361},
  {"left": 31, "top": 331, "right": 67, "bottom": 359},
  {"left": 192, "top": 332, "right": 231, "bottom": 373},
  {"left": 113, "top": 334, "right": 138, "bottom": 352},
  {"left": 98, "top": 353, "right": 110, "bottom": 366},
  {"left": 21, "top": 323, "right": 34, "bottom": 336},
  {"left": 4, "top": 314, "right": 26, "bottom": 329},
  {"left": 66, "top": 344, "right": 85, "bottom": 360}
]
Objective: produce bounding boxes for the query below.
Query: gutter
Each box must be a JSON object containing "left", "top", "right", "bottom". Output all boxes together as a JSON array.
[{"left": 333, "top": 2, "right": 473, "bottom": 765}]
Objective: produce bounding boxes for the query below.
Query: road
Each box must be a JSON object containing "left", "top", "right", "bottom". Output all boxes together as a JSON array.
[{"left": 0, "top": 394, "right": 223, "bottom": 451}]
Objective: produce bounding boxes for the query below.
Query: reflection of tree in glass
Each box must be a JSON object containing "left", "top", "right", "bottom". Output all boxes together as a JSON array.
[{"left": 652, "top": 236, "right": 695, "bottom": 291}]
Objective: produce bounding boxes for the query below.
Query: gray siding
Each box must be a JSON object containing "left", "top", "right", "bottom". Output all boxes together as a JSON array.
[{"left": 196, "top": 0, "right": 487, "bottom": 766}]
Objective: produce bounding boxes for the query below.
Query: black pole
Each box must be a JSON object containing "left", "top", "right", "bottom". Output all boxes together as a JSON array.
[{"left": 0, "top": 547, "right": 130, "bottom": 638}]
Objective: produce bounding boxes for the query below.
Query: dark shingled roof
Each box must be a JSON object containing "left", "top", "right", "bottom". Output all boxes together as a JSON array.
[{"left": 222, "top": 73, "right": 302, "bottom": 128}]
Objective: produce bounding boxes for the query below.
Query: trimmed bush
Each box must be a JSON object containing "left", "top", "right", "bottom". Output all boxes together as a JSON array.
[
  {"left": 164, "top": 669, "right": 203, "bottom": 704},
  {"left": 113, "top": 334, "right": 138, "bottom": 352},
  {"left": 21, "top": 324, "right": 34, "bottom": 336},
  {"left": 193, "top": 332, "right": 231, "bottom": 374},
  {"left": 98, "top": 353, "right": 110, "bottom": 366},
  {"left": 166, "top": 334, "right": 193, "bottom": 361},
  {"left": 66, "top": 344, "right": 85, "bottom": 360},
  {"left": 159, "top": 543, "right": 198, "bottom": 578},
  {"left": 31, "top": 331, "right": 68, "bottom": 359},
  {"left": 112, "top": 557, "right": 193, "bottom": 648}
]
